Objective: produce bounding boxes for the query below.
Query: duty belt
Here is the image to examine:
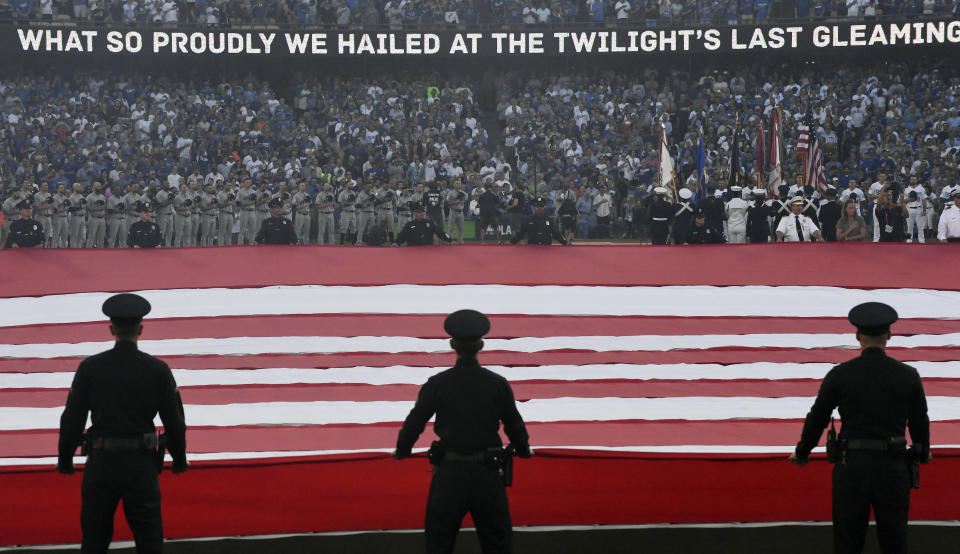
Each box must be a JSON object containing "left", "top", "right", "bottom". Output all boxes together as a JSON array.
[
  {"left": 443, "top": 451, "right": 488, "bottom": 462},
  {"left": 846, "top": 437, "right": 906, "bottom": 452},
  {"left": 89, "top": 433, "right": 157, "bottom": 452},
  {"left": 652, "top": 217, "right": 668, "bottom": 222}
]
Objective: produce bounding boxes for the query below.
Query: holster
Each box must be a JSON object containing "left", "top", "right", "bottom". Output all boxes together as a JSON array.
[
  {"left": 155, "top": 433, "right": 168, "bottom": 474},
  {"left": 825, "top": 419, "right": 841, "bottom": 464},
  {"left": 500, "top": 445, "right": 516, "bottom": 488},
  {"left": 906, "top": 446, "right": 923, "bottom": 489},
  {"left": 427, "top": 440, "right": 445, "bottom": 466}
]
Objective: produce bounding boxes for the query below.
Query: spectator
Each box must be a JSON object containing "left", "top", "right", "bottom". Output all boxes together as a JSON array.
[{"left": 836, "top": 199, "right": 868, "bottom": 241}]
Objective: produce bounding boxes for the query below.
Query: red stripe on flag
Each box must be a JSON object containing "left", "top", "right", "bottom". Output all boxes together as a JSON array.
[
  {"left": 7, "top": 420, "right": 960, "bottom": 459},
  {"left": 4, "top": 314, "right": 960, "bottom": 344}
]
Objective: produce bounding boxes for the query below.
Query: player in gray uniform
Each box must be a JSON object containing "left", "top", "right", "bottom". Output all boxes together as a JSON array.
[
  {"left": 199, "top": 183, "right": 220, "bottom": 246},
  {"left": 218, "top": 181, "right": 237, "bottom": 246},
  {"left": 337, "top": 185, "right": 358, "bottom": 245},
  {"left": 35, "top": 186, "right": 55, "bottom": 246},
  {"left": 172, "top": 183, "right": 192, "bottom": 247},
  {"left": 292, "top": 182, "right": 313, "bottom": 244},
  {"left": 236, "top": 178, "right": 257, "bottom": 244},
  {"left": 445, "top": 180, "right": 468, "bottom": 244},
  {"left": 376, "top": 181, "right": 397, "bottom": 242},
  {"left": 106, "top": 185, "right": 128, "bottom": 248},
  {"left": 153, "top": 184, "right": 175, "bottom": 247},
  {"left": 316, "top": 182, "right": 337, "bottom": 245},
  {"left": 187, "top": 180, "right": 202, "bottom": 247},
  {"left": 397, "top": 186, "right": 415, "bottom": 231},
  {"left": 254, "top": 183, "right": 270, "bottom": 232},
  {"left": 67, "top": 184, "right": 87, "bottom": 248},
  {"left": 85, "top": 182, "right": 107, "bottom": 248},
  {"left": 355, "top": 182, "right": 376, "bottom": 245},
  {"left": 2, "top": 186, "right": 25, "bottom": 248},
  {"left": 52, "top": 183, "right": 70, "bottom": 248}
]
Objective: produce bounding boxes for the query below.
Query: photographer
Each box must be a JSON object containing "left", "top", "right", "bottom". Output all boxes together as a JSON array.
[{"left": 876, "top": 184, "right": 909, "bottom": 242}]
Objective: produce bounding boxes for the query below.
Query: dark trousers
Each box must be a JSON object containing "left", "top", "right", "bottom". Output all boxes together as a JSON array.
[
  {"left": 651, "top": 223, "right": 669, "bottom": 245},
  {"left": 832, "top": 453, "right": 911, "bottom": 554},
  {"left": 425, "top": 462, "right": 512, "bottom": 554},
  {"left": 82, "top": 450, "right": 163, "bottom": 554}
]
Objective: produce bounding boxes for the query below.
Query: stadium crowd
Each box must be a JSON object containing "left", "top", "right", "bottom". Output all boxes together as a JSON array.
[
  {"left": 2, "top": 0, "right": 958, "bottom": 27},
  {"left": 2, "top": 56, "right": 960, "bottom": 247}
]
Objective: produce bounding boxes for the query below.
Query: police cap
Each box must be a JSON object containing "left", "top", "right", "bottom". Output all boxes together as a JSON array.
[
  {"left": 443, "top": 309, "right": 490, "bottom": 341},
  {"left": 532, "top": 196, "right": 546, "bottom": 207},
  {"left": 102, "top": 293, "right": 152, "bottom": 325},
  {"left": 268, "top": 198, "right": 282, "bottom": 208},
  {"left": 135, "top": 201, "right": 150, "bottom": 213},
  {"left": 848, "top": 302, "right": 898, "bottom": 336},
  {"left": 693, "top": 208, "right": 706, "bottom": 218},
  {"left": 411, "top": 202, "right": 425, "bottom": 212},
  {"left": 17, "top": 200, "right": 32, "bottom": 210},
  {"left": 825, "top": 187, "right": 838, "bottom": 197}
]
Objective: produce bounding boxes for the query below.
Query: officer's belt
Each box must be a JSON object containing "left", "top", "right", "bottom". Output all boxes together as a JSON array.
[
  {"left": 652, "top": 217, "right": 669, "bottom": 222},
  {"left": 442, "top": 450, "right": 488, "bottom": 462},
  {"left": 846, "top": 438, "right": 905, "bottom": 452},
  {"left": 89, "top": 433, "right": 157, "bottom": 452},
  {"left": 906, "top": 203, "right": 923, "bottom": 209}
]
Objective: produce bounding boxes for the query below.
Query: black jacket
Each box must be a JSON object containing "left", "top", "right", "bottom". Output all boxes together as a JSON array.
[
  {"left": 255, "top": 216, "right": 298, "bottom": 245},
  {"left": 510, "top": 215, "right": 567, "bottom": 245},
  {"left": 4, "top": 218, "right": 44, "bottom": 248},
  {"left": 397, "top": 218, "right": 451, "bottom": 246}
]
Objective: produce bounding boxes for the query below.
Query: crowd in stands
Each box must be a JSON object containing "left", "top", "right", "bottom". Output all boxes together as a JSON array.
[
  {"left": 2, "top": 0, "right": 958, "bottom": 27},
  {"left": 2, "top": 58, "right": 959, "bottom": 247}
]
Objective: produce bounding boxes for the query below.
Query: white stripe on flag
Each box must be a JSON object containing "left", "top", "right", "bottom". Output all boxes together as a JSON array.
[
  {"left": 4, "top": 361, "right": 958, "bottom": 389},
  {"left": 2, "top": 285, "right": 960, "bottom": 327},
  {"left": 4, "top": 333, "right": 960, "bottom": 359},
  {"left": 3, "top": 396, "right": 960, "bottom": 431}
]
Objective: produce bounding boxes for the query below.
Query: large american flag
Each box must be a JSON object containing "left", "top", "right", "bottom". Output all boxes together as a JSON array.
[
  {"left": 804, "top": 136, "right": 829, "bottom": 194},
  {"left": 1, "top": 246, "right": 958, "bottom": 545}
]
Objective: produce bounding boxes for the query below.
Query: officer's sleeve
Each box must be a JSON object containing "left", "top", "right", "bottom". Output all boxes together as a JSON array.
[
  {"left": 157, "top": 362, "right": 188, "bottom": 466},
  {"left": 396, "top": 380, "right": 437, "bottom": 457},
  {"left": 499, "top": 380, "right": 531, "bottom": 457},
  {"left": 795, "top": 368, "right": 840, "bottom": 459},
  {"left": 907, "top": 367, "right": 931, "bottom": 457},
  {"left": 396, "top": 222, "right": 409, "bottom": 245},
  {"left": 58, "top": 362, "right": 92, "bottom": 466},
  {"left": 510, "top": 221, "right": 527, "bottom": 244}
]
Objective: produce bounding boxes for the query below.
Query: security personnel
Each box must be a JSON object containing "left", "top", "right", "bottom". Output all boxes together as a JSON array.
[
  {"left": 57, "top": 293, "right": 188, "bottom": 554},
  {"left": 790, "top": 302, "right": 930, "bottom": 554},
  {"left": 937, "top": 189, "right": 960, "bottom": 242},
  {"left": 394, "top": 309, "right": 532, "bottom": 554},
  {"left": 397, "top": 203, "right": 452, "bottom": 246},
  {"left": 699, "top": 184, "right": 725, "bottom": 233},
  {"left": 255, "top": 198, "right": 298, "bottom": 245},
  {"left": 510, "top": 196, "right": 567, "bottom": 245},
  {"left": 684, "top": 208, "right": 725, "bottom": 244},
  {"left": 127, "top": 202, "right": 163, "bottom": 248},
  {"left": 648, "top": 187, "right": 673, "bottom": 245},
  {"left": 4, "top": 201, "right": 45, "bottom": 248},
  {"left": 776, "top": 197, "right": 822, "bottom": 242}
]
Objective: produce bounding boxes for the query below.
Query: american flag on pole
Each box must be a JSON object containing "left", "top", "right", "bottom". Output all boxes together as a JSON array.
[
  {"left": 1, "top": 247, "right": 959, "bottom": 545},
  {"left": 796, "top": 114, "right": 812, "bottom": 155},
  {"left": 659, "top": 123, "right": 675, "bottom": 191},
  {"left": 804, "top": 137, "right": 829, "bottom": 195},
  {"left": 755, "top": 121, "right": 766, "bottom": 187},
  {"left": 767, "top": 107, "right": 783, "bottom": 195}
]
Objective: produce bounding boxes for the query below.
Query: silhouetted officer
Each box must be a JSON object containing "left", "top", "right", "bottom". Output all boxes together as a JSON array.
[
  {"left": 255, "top": 198, "right": 298, "bottom": 245},
  {"left": 396, "top": 203, "right": 452, "bottom": 246}
]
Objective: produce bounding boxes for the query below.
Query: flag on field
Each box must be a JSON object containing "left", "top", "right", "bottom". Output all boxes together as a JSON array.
[
  {"left": 1, "top": 248, "right": 959, "bottom": 546},
  {"left": 659, "top": 123, "right": 675, "bottom": 193},
  {"left": 696, "top": 129, "right": 706, "bottom": 203},
  {"left": 767, "top": 107, "right": 783, "bottom": 195},
  {"left": 804, "top": 136, "right": 829, "bottom": 194},
  {"left": 755, "top": 121, "right": 766, "bottom": 188}
]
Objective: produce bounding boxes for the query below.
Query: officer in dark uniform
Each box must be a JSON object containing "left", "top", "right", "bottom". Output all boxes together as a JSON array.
[
  {"left": 801, "top": 185, "right": 822, "bottom": 227},
  {"left": 255, "top": 198, "right": 298, "bottom": 245},
  {"left": 818, "top": 187, "right": 843, "bottom": 242},
  {"left": 509, "top": 196, "right": 567, "bottom": 245},
  {"left": 789, "top": 302, "right": 930, "bottom": 554},
  {"left": 4, "top": 200, "right": 45, "bottom": 248},
  {"left": 394, "top": 309, "right": 532, "bottom": 554},
  {"left": 397, "top": 203, "right": 453, "bottom": 246},
  {"left": 648, "top": 187, "right": 673, "bottom": 245},
  {"left": 684, "top": 208, "right": 725, "bottom": 244},
  {"left": 699, "top": 184, "right": 725, "bottom": 233},
  {"left": 57, "top": 293, "right": 188, "bottom": 554},
  {"left": 127, "top": 202, "right": 163, "bottom": 248},
  {"left": 746, "top": 188, "right": 772, "bottom": 243},
  {"left": 671, "top": 188, "right": 696, "bottom": 245}
]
